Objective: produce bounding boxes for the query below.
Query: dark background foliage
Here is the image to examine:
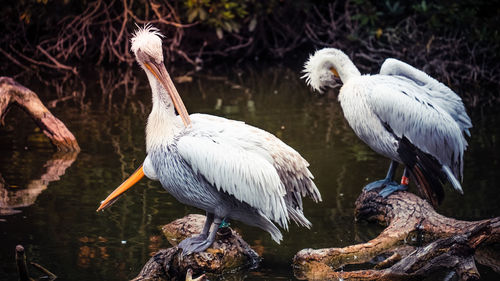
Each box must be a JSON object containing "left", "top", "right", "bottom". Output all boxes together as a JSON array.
[{"left": 1, "top": 0, "right": 499, "bottom": 106}]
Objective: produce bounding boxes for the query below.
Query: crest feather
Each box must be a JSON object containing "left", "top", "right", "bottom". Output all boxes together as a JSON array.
[{"left": 130, "top": 24, "right": 165, "bottom": 62}]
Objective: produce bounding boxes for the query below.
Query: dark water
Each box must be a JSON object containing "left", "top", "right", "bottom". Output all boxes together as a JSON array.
[{"left": 1, "top": 65, "right": 499, "bottom": 280}]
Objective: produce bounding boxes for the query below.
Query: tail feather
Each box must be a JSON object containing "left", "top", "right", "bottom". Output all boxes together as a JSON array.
[
  {"left": 287, "top": 204, "right": 312, "bottom": 229},
  {"left": 397, "top": 136, "right": 446, "bottom": 206},
  {"left": 284, "top": 189, "right": 313, "bottom": 228},
  {"left": 258, "top": 213, "right": 283, "bottom": 243},
  {"left": 246, "top": 210, "right": 283, "bottom": 244},
  {"left": 412, "top": 166, "right": 441, "bottom": 207},
  {"left": 442, "top": 165, "right": 464, "bottom": 194}
]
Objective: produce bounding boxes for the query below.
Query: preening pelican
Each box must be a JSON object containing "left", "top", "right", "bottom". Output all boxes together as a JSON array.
[
  {"left": 97, "top": 25, "right": 321, "bottom": 254},
  {"left": 303, "top": 48, "right": 471, "bottom": 206}
]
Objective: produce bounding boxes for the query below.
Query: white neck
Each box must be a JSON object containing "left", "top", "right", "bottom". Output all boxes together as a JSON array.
[
  {"left": 145, "top": 71, "right": 182, "bottom": 152},
  {"left": 331, "top": 51, "right": 361, "bottom": 84}
]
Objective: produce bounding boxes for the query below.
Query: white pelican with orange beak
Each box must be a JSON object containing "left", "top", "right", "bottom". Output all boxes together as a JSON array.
[{"left": 97, "top": 26, "right": 321, "bottom": 255}]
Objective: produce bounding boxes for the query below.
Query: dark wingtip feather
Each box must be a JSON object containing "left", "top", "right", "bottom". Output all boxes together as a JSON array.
[{"left": 397, "top": 136, "right": 446, "bottom": 207}]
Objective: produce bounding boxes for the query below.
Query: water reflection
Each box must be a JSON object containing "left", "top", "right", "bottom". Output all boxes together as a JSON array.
[
  {"left": 77, "top": 236, "right": 109, "bottom": 268},
  {"left": 476, "top": 245, "right": 500, "bottom": 274},
  {"left": 0, "top": 151, "right": 78, "bottom": 216},
  {"left": 0, "top": 65, "right": 499, "bottom": 280}
]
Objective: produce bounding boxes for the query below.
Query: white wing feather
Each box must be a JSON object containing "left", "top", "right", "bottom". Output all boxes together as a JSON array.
[
  {"left": 368, "top": 84, "right": 466, "bottom": 178},
  {"left": 177, "top": 128, "right": 289, "bottom": 229},
  {"left": 189, "top": 114, "right": 320, "bottom": 200},
  {"left": 380, "top": 58, "right": 472, "bottom": 136}
]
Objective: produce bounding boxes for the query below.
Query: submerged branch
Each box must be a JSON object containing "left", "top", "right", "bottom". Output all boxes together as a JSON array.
[
  {"left": 16, "top": 245, "right": 31, "bottom": 281},
  {"left": 15, "top": 245, "right": 57, "bottom": 281},
  {"left": 0, "top": 77, "right": 80, "bottom": 152},
  {"left": 293, "top": 189, "right": 500, "bottom": 280}
]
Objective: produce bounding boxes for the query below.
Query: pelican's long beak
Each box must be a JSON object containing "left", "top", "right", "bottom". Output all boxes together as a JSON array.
[
  {"left": 330, "top": 67, "right": 339, "bottom": 77},
  {"left": 144, "top": 61, "right": 191, "bottom": 127},
  {"left": 97, "top": 165, "right": 145, "bottom": 211}
]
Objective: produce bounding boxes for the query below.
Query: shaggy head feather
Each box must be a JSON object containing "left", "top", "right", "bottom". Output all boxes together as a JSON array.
[{"left": 131, "top": 24, "right": 165, "bottom": 65}]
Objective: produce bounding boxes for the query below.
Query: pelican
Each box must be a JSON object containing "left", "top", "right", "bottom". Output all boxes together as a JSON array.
[
  {"left": 97, "top": 25, "right": 321, "bottom": 255},
  {"left": 303, "top": 48, "right": 471, "bottom": 206}
]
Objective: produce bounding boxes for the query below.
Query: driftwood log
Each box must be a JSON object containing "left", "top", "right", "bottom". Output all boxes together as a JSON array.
[
  {"left": 0, "top": 77, "right": 79, "bottom": 152},
  {"left": 132, "top": 214, "right": 260, "bottom": 281},
  {"left": 293, "top": 189, "right": 500, "bottom": 280},
  {"left": 15, "top": 244, "right": 57, "bottom": 281}
]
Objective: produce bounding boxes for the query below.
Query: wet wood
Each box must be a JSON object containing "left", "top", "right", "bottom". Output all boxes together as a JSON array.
[
  {"left": 293, "top": 189, "right": 500, "bottom": 280},
  {"left": 16, "top": 245, "right": 31, "bottom": 281},
  {"left": 30, "top": 262, "right": 57, "bottom": 280},
  {"left": 0, "top": 77, "right": 79, "bottom": 152},
  {"left": 132, "top": 214, "right": 260, "bottom": 281},
  {"left": 15, "top": 244, "right": 57, "bottom": 281},
  {"left": 475, "top": 244, "right": 500, "bottom": 274}
]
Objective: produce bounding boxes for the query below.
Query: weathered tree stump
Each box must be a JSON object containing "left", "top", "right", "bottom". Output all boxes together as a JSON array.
[
  {"left": 16, "top": 245, "right": 31, "bottom": 281},
  {"left": 0, "top": 77, "right": 79, "bottom": 152},
  {"left": 132, "top": 214, "right": 260, "bottom": 281},
  {"left": 15, "top": 244, "right": 57, "bottom": 281},
  {"left": 293, "top": 189, "right": 500, "bottom": 280}
]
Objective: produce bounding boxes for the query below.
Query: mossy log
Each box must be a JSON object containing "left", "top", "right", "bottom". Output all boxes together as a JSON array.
[
  {"left": 293, "top": 189, "right": 500, "bottom": 280},
  {"left": 132, "top": 214, "right": 260, "bottom": 281},
  {"left": 0, "top": 76, "right": 79, "bottom": 152}
]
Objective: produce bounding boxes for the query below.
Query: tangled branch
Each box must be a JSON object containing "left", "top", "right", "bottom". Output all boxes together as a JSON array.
[{"left": 1, "top": 0, "right": 498, "bottom": 107}]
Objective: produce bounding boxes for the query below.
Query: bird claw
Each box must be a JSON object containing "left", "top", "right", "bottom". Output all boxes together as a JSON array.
[
  {"left": 378, "top": 183, "right": 408, "bottom": 198},
  {"left": 178, "top": 236, "right": 212, "bottom": 256},
  {"left": 363, "top": 179, "right": 397, "bottom": 191}
]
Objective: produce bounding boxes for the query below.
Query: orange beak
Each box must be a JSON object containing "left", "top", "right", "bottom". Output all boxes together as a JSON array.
[
  {"left": 97, "top": 165, "right": 145, "bottom": 211},
  {"left": 330, "top": 67, "right": 339, "bottom": 77},
  {"left": 144, "top": 62, "right": 191, "bottom": 127}
]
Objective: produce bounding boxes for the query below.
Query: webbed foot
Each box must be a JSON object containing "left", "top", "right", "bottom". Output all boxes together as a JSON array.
[
  {"left": 178, "top": 235, "right": 214, "bottom": 255},
  {"left": 364, "top": 160, "right": 400, "bottom": 191},
  {"left": 363, "top": 179, "right": 398, "bottom": 192},
  {"left": 178, "top": 217, "right": 222, "bottom": 256},
  {"left": 378, "top": 183, "right": 408, "bottom": 198},
  {"left": 180, "top": 233, "right": 208, "bottom": 245}
]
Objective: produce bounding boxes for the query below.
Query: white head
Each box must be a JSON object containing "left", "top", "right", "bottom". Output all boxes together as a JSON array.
[
  {"left": 131, "top": 25, "right": 164, "bottom": 67},
  {"left": 302, "top": 48, "right": 360, "bottom": 92},
  {"left": 130, "top": 24, "right": 191, "bottom": 127}
]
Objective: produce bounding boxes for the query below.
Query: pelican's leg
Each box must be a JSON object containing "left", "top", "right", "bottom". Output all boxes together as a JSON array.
[
  {"left": 179, "top": 217, "right": 223, "bottom": 255},
  {"left": 379, "top": 168, "right": 410, "bottom": 197},
  {"left": 200, "top": 212, "right": 215, "bottom": 237},
  {"left": 179, "top": 212, "right": 214, "bottom": 246},
  {"left": 363, "top": 160, "right": 399, "bottom": 191}
]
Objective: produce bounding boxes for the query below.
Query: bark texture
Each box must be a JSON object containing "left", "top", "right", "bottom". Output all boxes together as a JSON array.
[
  {"left": 293, "top": 189, "right": 500, "bottom": 280},
  {"left": 132, "top": 214, "right": 260, "bottom": 281},
  {"left": 0, "top": 77, "right": 79, "bottom": 152}
]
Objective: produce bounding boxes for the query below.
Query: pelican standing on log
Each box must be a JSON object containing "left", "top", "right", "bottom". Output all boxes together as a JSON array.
[
  {"left": 97, "top": 26, "right": 321, "bottom": 255},
  {"left": 303, "top": 48, "right": 471, "bottom": 206}
]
